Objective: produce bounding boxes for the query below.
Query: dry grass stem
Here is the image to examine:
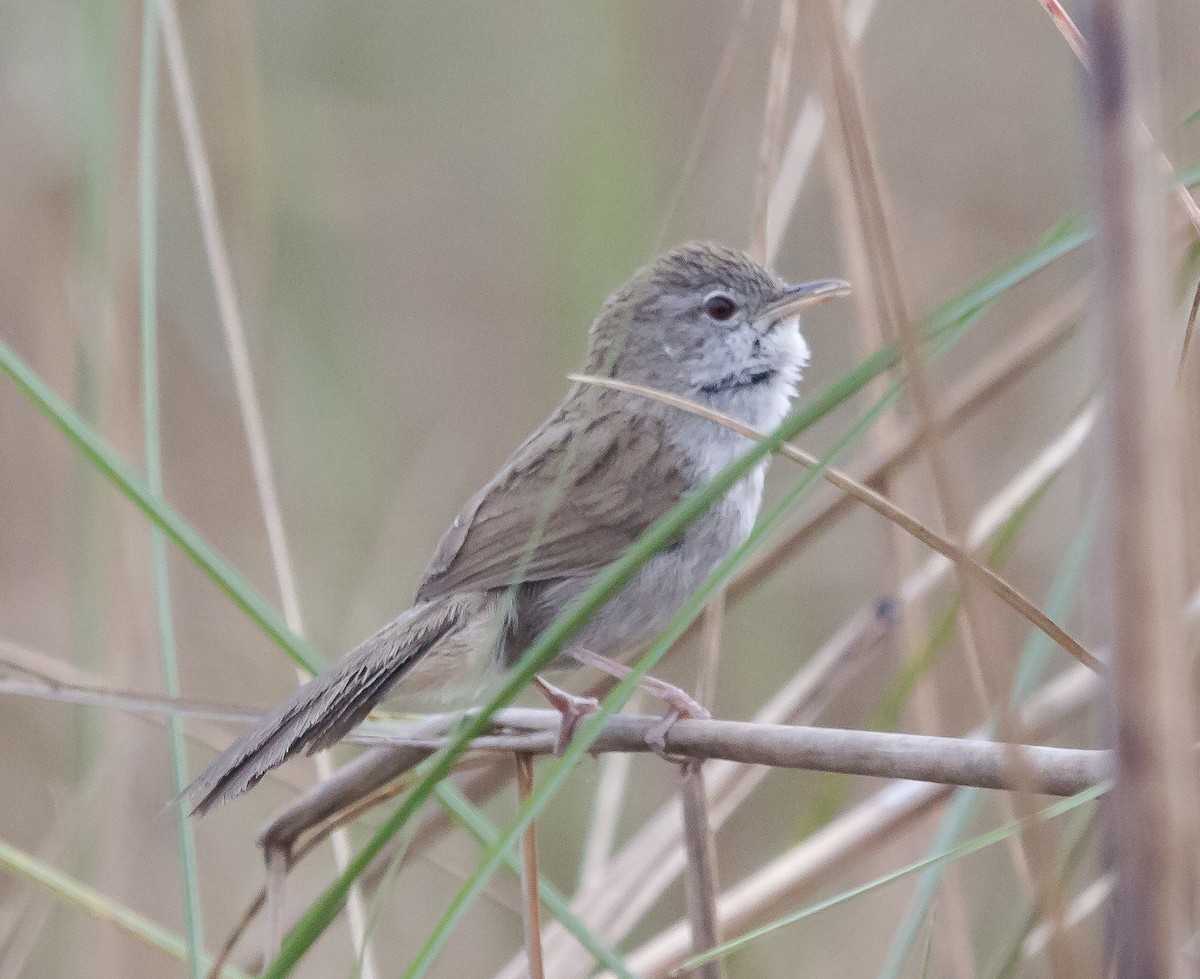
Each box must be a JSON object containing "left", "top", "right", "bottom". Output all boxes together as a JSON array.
[
  {"left": 610, "top": 666, "right": 1101, "bottom": 979},
  {"left": 680, "top": 602, "right": 726, "bottom": 978},
  {"left": 362, "top": 709, "right": 1107, "bottom": 796},
  {"left": 0, "top": 639, "right": 307, "bottom": 795},
  {"left": 515, "top": 754, "right": 545, "bottom": 979},
  {"left": 1084, "top": 0, "right": 1198, "bottom": 973},
  {"left": 764, "top": 0, "right": 881, "bottom": 262},
  {"left": 809, "top": 0, "right": 1082, "bottom": 964},
  {"left": 577, "top": 698, "right": 639, "bottom": 885},
  {"left": 679, "top": 762, "right": 724, "bottom": 979},
  {"left": 571, "top": 374, "right": 1099, "bottom": 672},
  {"left": 1031, "top": 0, "right": 1200, "bottom": 239},
  {"left": 749, "top": 0, "right": 798, "bottom": 263},
  {"left": 1024, "top": 875, "right": 1115, "bottom": 963}
]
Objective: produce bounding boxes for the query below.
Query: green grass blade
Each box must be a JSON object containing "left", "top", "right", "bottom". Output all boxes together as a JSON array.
[
  {"left": 0, "top": 836, "right": 249, "bottom": 979},
  {"left": 679, "top": 784, "right": 1108, "bottom": 973},
  {"left": 0, "top": 336, "right": 324, "bottom": 676},
  {"left": 138, "top": 6, "right": 204, "bottom": 975}
]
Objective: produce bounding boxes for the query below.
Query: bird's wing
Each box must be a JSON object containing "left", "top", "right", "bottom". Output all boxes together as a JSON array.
[{"left": 415, "top": 402, "right": 686, "bottom": 602}]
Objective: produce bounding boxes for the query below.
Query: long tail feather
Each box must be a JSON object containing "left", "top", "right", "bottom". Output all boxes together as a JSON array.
[{"left": 183, "top": 597, "right": 468, "bottom": 815}]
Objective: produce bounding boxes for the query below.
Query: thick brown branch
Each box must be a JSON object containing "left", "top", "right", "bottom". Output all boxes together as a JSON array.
[{"left": 353, "top": 709, "right": 1107, "bottom": 798}]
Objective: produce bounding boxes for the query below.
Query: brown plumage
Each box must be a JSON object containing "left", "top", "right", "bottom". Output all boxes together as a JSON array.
[{"left": 183, "top": 241, "right": 847, "bottom": 814}]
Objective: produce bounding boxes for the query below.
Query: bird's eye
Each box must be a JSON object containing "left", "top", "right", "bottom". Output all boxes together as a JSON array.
[{"left": 703, "top": 292, "right": 737, "bottom": 322}]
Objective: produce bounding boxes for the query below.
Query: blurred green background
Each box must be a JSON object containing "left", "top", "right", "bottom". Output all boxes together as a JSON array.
[{"left": 2, "top": 1, "right": 1199, "bottom": 976}]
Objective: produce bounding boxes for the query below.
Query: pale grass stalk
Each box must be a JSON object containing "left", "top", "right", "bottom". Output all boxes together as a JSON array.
[
  {"left": 677, "top": 3, "right": 798, "bottom": 963},
  {"left": 821, "top": 18, "right": 972, "bottom": 960},
  {"left": 764, "top": 0, "right": 880, "bottom": 263},
  {"left": 609, "top": 666, "right": 1101, "bottom": 979},
  {"left": 807, "top": 2, "right": 1083, "bottom": 970},
  {"left": 749, "top": 0, "right": 797, "bottom": 264},
  {"left": 0, "top": 835, "right": 251, "bottom": 979},
  {"left": 138, "top": 15, "right": 204, "bottom": 969},
  {"left": 576, "top": 696, "right": 639, "bottom": 885},
  {"left": 0, "top": 676, "right": 256, "bottom": 726},
  {"left": 573, "top": 374, "right": 1098, "bottom": 672},
  {"left": 152, "top": 0, "right": 376, "bottom": 972},
  {"left": 1084, "top": 0, "right": 1197, "bottom": 973},
  {"left": 1024, "top": 876, "right": 1114, "bottom": 962},
  {"left": 1031, "top": 0, "right": 1200, "bottom": 238},
  {"left": 503, "top": 410, "right": 1093, "bottom": 979},
  {"left": 1032, "top": 0, "right": 1200, "bottom": 378},
  {"left": 0, "top": 639, "right": 314, "bottom": 788}
]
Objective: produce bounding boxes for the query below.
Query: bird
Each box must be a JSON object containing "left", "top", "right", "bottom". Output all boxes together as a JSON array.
[{"left": 185, "top": 240, "right": 849, "bottom": 815}]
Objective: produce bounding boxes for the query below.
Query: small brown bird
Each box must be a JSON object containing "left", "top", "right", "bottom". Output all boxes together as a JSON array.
[{"left": 185, "top": 241, "right": 849, "bottom": 814}]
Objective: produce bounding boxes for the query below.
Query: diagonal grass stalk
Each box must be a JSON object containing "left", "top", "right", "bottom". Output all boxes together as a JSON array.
[
  {"left": 795, "top": 475, "right": 1052, "bottom": 844},
  {"left": 876, "top": 509, "right": 1097, "bottom": 978},
  {"left": 678, "top": 783, "right": 1108, "bottom": 973}
]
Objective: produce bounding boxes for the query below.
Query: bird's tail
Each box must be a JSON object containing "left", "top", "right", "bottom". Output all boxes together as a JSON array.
[{"left": 184, "top": 595, "right": 482, "bottom": 815}]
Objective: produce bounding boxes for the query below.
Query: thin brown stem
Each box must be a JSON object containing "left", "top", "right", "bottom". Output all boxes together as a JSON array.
[
  {"left": 516, "top": 754, "right": 545, "bottom": 979},
  {"left": 679, "top": 762, "right": 724, "bottom": 979},
  {"left": 806, "top": 0, "right": 1081, "bottom": 966}
]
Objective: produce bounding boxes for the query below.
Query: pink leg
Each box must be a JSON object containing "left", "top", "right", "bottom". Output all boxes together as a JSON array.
[
  {"left": 534, "top": 675, "right": 599, "bottom": 755},
  {"left": 566, "top": 647, "right": 710, "bottom": 759}
]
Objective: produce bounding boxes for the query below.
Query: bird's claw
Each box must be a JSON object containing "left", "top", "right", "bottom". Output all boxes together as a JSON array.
[
  {"left": 644, "top": 695, "right": 710, "bottom": 763},
  {"left": 534, "top": 675, "right": 599, "bottom": 755}
]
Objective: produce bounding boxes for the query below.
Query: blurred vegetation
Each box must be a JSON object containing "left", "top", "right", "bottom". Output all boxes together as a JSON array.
[{"left": 1, "top": 1, "right": 1199, "bottom": 977}]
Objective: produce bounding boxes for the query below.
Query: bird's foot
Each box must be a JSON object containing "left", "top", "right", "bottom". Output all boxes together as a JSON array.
[
  {"left": 534, "top": 675, "right": 599, "bottom": 755},
  {"left": 640, "top": 681, "right": 710, "bottom": 763}
]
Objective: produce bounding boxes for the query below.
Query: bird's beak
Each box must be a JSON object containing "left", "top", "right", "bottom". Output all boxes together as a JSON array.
[{"left": 761, "top": 278, "right": 852, "bottom": 321}]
